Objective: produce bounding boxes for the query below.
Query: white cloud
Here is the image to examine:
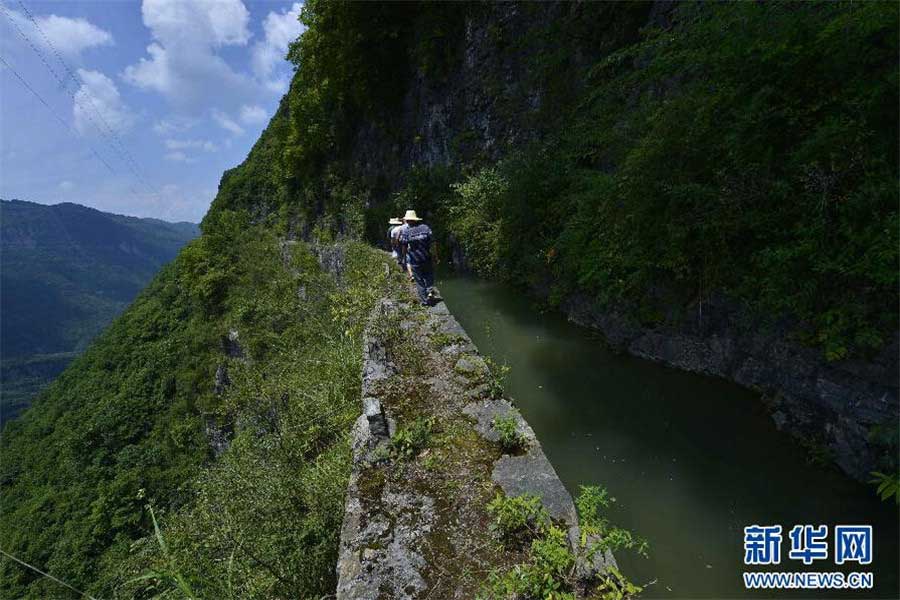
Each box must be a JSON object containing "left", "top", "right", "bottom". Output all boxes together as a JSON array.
[
  {"left": 152, "top": 116, "right": 198, "bottom": 136},
  {"left": 141, "top": 0, "right": 251, "bottom": 48},
  {"left": 4, "top": 9, "right": 113, "bottom": 59},
  {"left": 123, "top": 0, "right": 257, "bottom": 112},
  {"left": 122, "top": 0, "right": 301, "bottom": 144},
  {"left": 124, "top": 42, "right": 256, "bottom": 112},
  {"left": 164, "top": 151, "right": 194, "bottom": 163},
  {"left": 58, "top": 180, "right": 75, "bottom": 191},
  {"left": 36, "top": 13, "right": 114, "bottom": 57},
  {"left": 165, "top": 138, "right": 218, "bottom": 152},
  {"left": 251, "top": 3, "right": 304, "bottom": 92},
  {"left": 73, "top": 69, "right": 133, "bottom": 135},
  {"left": 239, "top": 104, "right": 267, "bottom": 125},
  {"left": 213, "top": 109, "right": 244, "bottom": 135}
]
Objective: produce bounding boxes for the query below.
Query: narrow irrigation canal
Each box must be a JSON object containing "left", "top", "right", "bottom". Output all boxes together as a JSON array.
[{"left": 437, "top": 272, "right": 899, "bottom": 599}]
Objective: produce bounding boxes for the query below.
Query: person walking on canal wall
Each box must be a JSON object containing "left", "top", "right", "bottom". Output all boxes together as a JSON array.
[
  {"left": 388, "top": 217, "right": 404, "bottom": 267},
  {"left": 399, "top": 210, "right": 436, "bottom": 306}
]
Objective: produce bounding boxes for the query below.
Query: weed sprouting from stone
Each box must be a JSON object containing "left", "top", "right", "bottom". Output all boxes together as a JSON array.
[
  {"left": 484, "top": 356, "right": 510, "bottom": 399},
  {"left": 481, "top": 487, "right": 648, "bottom": 599},
  {"left": 486, "top": 493, "right": 550, "bottom": 545},
  {"left": 492, "top": 413, "right": 526, "bottom": 453},
  {"left": 391, "top": 416, "right": 436, "bottom": 459},
  {"left": 577, "top": 485, "right": 649, "bottom": 559}
]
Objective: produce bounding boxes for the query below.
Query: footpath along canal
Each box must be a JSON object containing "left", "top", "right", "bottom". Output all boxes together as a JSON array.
[{"left": 436, "top": 272, "right": 899, "bottom": 599}]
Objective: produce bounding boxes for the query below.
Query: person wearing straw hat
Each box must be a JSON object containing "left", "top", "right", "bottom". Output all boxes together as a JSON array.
[
  {"left": 388, "top": 217, "right": 404, "bottom": 266},
  {"left": 399, "top": 209, "right": 436, "bottom": 306}
]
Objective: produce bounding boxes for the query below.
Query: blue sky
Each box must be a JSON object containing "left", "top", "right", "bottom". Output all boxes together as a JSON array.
[{"left": 0, "top": 0, "right": 305, "bottom": 222}]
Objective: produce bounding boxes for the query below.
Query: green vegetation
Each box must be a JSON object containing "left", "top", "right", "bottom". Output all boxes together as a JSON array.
[
  {"left": 487, "top": 493, "right": 550, "bottom": 545},
  {"left": 592, "top": 567, "right": 645, "bottom": 600},
  {"left": 128, "top": 505, "right": 199, "bottom": 599},
  {"left": 429, "top": 330, "right": 466, "bottom": 350},
  {"left": 483, "top": 525, "right": 576, "bottom": 599},
  {"left": 576, "top": 487, "right": 648, "bottom": 559},
  {"left": 0, "top": 215, "right": 395, "bottom": 597},
  {"left": 0, "top": 352, "right": 76, "bottom": 422},
  {"left": 440, "top": 2, "right": 898, "bottom": 363},
  {"left": 0, "top": 200, "right": 198, "bottom": 419},
  {"left": 485, "top": 356, "right": 511, "bottom": 400},
  {"left": 493, "top": 413, "right": 526, "bottom": 454},
  {"left": 209, "top": 1, "right": 897, "bottom": 365},
  {"left": 869, "top": 471, "right": 900, "bottom": 505},
  {"left": 391, "top": 416, "right": 436, "bottom": 459},
  {"left": 483, "top": 487, "right": 646, "bottom": 599},
  {"left": 2, "top": 1, "right": 896, "bottom": 596}
]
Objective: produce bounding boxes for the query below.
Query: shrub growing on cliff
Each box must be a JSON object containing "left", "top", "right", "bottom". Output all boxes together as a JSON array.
[
  {"left": 485, "top": 356, "right": 511, "bottom": 400},
  {"left": 448, "top": 167, "right": 509, "bottom": 277},
  {"left": 483, "top": 524, "right": 577, "bottom": 600},
  {"left": 869, "top": 471, "right": 900, "bottom": 505}
]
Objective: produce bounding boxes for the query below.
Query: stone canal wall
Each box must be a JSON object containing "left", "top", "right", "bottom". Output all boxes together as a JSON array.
[{"left": 335, "top": 290, "right": 614, "bottom": 598}]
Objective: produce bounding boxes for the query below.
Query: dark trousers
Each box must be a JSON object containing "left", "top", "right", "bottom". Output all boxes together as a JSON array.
[{"left": 410, "top": 264, "right": 434, "bottom": 305}]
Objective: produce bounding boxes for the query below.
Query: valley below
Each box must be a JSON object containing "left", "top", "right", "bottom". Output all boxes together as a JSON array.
[{"left": 0, "top": 199, "right": 198, "bottom": 422}]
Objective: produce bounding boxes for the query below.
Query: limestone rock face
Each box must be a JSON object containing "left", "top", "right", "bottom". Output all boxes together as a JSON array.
[
  {"left": 223, "top": 329, "right": 243, "bottom": 358},
  {"left": 213, "top": 364, "right": 230, "bottom": 395},
  {"left": 363, "top": 397, "right": 389, "bottom": 439}
]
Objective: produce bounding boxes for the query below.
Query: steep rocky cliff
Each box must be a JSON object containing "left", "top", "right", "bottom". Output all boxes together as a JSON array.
[
  {"left": 211, "top": 1, "right": 896, "bottom": 481},
  {"left": 367, "top": 3, "right": 898, "bottom": 482}
]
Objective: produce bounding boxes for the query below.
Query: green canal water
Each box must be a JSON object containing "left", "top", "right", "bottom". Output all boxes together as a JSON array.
[{"left": 436, "top": 272, "right": 899, "bottom": 599}]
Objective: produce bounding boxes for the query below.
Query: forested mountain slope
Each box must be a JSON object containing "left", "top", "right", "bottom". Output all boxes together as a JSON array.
[
  {"left": 0, "top": 200, "right": 198, "bottom": 420},
  {"left": 0, "top": 2, "right": 896, "bottom": 598}
]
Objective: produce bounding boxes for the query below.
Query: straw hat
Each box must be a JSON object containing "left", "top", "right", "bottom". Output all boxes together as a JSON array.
[
  {"left": 388, "top": 217, "right": 402, "bottom": 225},
  {"left": 403, "top": 210, "right": 422, "bottom": 221}
]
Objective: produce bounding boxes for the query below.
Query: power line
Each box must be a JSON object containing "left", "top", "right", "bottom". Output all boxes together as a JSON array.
[
  {"left": 0, "top": 5, "right": 114, "bottom": 165},
  {"left": 3, "top": 1, "right": 129, "bottom": 176},
  {"left": 0, "top": 548, "right": 99, "bottom": 600},
  {"left": 0, "top": 53, "right": 147, "bottom": 204},
  {"left": 14, "top": 0, "right": 160, "bottom": 198},
  {"left": 0, "top": 1, "right": 157, "bottom": 201},
  {"left": 0, "top": 54, "right": 115, "bottom": 174}
]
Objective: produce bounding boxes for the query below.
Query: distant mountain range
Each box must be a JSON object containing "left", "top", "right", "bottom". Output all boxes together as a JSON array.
[{"left": 1, "top": 199, "right": 199, "bottom": 422}]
